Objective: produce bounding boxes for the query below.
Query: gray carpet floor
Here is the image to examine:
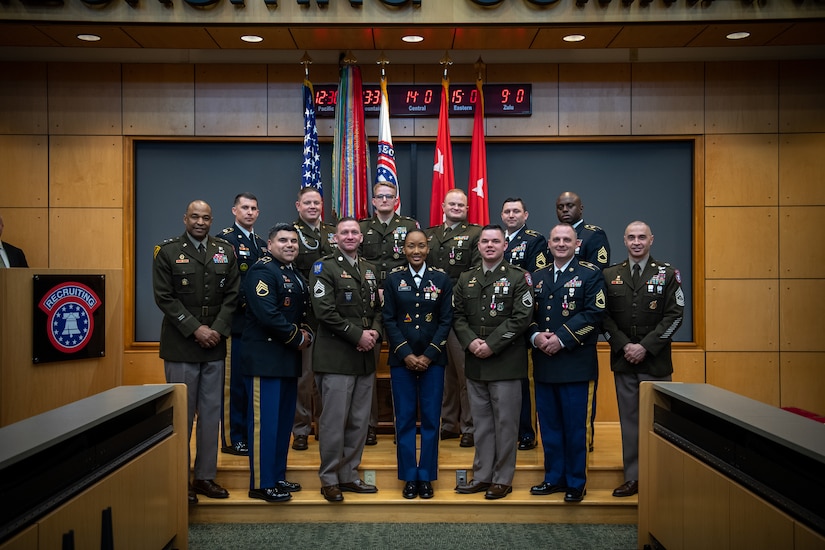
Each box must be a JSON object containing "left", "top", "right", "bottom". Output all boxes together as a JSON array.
[{"left": 188, "top": 522, "right": 638, "bottom": 549}]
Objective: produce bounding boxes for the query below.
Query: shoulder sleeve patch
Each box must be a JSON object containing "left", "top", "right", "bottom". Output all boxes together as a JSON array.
[{"left": 313, "top": 261, "right": 323, "bottom": 275}]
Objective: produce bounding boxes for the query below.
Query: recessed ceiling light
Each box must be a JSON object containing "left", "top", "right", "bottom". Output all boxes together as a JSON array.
[
  {"left": 726, "top": 31, "right": 751, "bottom": 40},
  {"left": 402, "top": 35, "right": 424, "bottom": 43},
  {"left": 563, "top": 34, "right": 586, "bottom": 43},
  {"left": 241, "top": 35, "right": 264, "bottom": 43},
  {"left": 76, "top": 34, "right": 101, "bottom": 42}
]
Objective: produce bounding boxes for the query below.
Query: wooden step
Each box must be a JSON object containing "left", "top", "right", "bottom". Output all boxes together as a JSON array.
[{"left": 189, "top": 422, "right": 637, "bottom": 524}]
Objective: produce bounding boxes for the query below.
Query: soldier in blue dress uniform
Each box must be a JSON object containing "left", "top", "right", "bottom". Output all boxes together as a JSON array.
[
  {"left": 382, "top": 229, "right": 453, "bottom": 500},
  {"left": 217, "top": 192, "right": 268, "bottom": 457},
  {"left": 241, "top": 223, "right": 313, "bottom": 503},
  {"left": 528, "top": 224, "right": 606, "bottom": 503}
]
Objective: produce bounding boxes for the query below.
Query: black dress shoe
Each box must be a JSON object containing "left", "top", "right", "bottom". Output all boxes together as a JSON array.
[
  {"left": 612, "top": 479, "right": 638, "bottom": 497},
  {"left": 221, "top": 441, "right": 249, "bottom": 456},
  {"left": 188, "top": 487, "right": 198, "bottom": 504},
  {"left": 455, "top": 479, "right": 490, "bottom": 494},
  {"left": 292, "top": 434, "right": 308, "bottom": 451},
  {"left": 192, "top": 479, "right": 229, "bottom": 499},
  {"left": 402, "top": 481, "right": 418, "bottom": 499},
  {"left": 530, "top": 481, "right": 566, "bottom": 495},
  {"left": 485, "top": 484, "right": 513, "bottom": 500},
  {"left": 518, "top": 436, "right": 537, "bottom": 451},
  {"left": 564, "top": 488, "right": 586, "bottom": 502},
  {"left": 440, "top": 430, "right": 460, "bottom": 440},
  {"left": 249, "top": 487, "right": 292, "bottom": 503},
  {"left": 418, "top": 481, "right": 434, "bottom": 499},
  {"left": 459, "top": 433, "right": 474, "bottom": 447},
  {"left": 365, "top": 426, "right": 378, "bottom": 446},
  {"left": 275, "top": 480, "right": 302, "bottom": 492},
  {"left": 339, "top": 479, "right": 378, "bottom": 493},
  {"left": 321, "top": 485, "right": 344, "bottom": 502}
]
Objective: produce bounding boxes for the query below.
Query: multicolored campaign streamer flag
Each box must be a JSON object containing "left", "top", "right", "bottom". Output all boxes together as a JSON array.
[{"left": 332, "top": 64, "right": 370, "bottom": 221}]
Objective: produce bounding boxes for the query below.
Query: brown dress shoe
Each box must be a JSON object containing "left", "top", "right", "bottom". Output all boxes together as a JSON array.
[
  {"left": 339, "top": 479, "right": 378, "bottom": 493},
  {"left": 321, "top": 485, "right": 344, "bottom": 502},
  {"left": 459, "top": 433, "right": 474, "bottom": 447},
  {"left": 612, "top": 480, "right": 638, "bottom": 497},
  {"left": 292, "top": 434, "right": 308, "bottom": 451},
  {"left": 484, "top": 484, "right": 513, "bottom": 500},
  {"left": 455, "top": 479, "right": 490, "bottom": 494},
  {"left": 192, "top": 479, "right": 229, "bottom": 499}
]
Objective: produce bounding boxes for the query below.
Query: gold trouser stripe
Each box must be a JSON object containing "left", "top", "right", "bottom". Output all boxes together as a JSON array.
[
  {"left": 584, "top": 379, "right": 596, "bottom": 469},
  {"left": 252, "top": 376, "right": 262, "bottom": 488}
]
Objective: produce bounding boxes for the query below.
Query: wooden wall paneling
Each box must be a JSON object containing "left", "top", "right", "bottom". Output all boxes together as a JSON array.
[
  {"left": 779, "top": 60, "right": 825, "bottom": 133},
  {"left": 122, "top": 350, "right": 165, "bottom": 385},
  {"left": 0, "top": 269, "right": 122, "bottom": 426},
  {"left": 195, "top": 64, "right": 267, "bottom": 136},
  {"left": 779, "top": 352, "right": 825, "bottom": 413},
  {"left": 683, "top": 454, "right": 731, "bottom": 550},
  {"left": 794, "top": 522, "right": 825, "bottom": 550},
  {"left": 779, "top": 206, "right": 825, "bottom": 279},
  {"left": 122, "top": 64, "right": 195, "bottom": 136},
  {"left": 267, "top": 65, "right": 305, "bottom": 138},
  {"left": 705, "top": 206, "right": 777, "bottom": 279},
  {"left": 0, "top": 207, "right": 48, "bottom": 268},
  {"left": 779, "top": 133, "right": 825, "bottom": 206},
  {"left": 49, "top": 136, "right": 123, "bottom": 208},
  {"left": 705, "top": 61, "right": 779, "bottom": 134},
  {"left": 0, "top": 62, "right": 47, "bottom": 134},
  {"left": 705, "top": 134, "right": 778, "bottom": 206},
  {"left": 648, "top": 437, "right": 685, "bottom": 550},
  {"left": 672, "top": 348, "right": 706, "bottom": 383},
  {"left": 729, "top": 483, "right": 794, "bottom": 549},
  {"left": 705, "top": 351, "right": 780, "bottom": 406},
  {"left": 486, "top": 63, "right": 558, "bottom": 137},
  {"left": 0, "top": 135, "right": 48, "bottom": 207},
  {"left": 558, "top": 63, "right": 631, "bottom": 136},
  {"left": 631, "top": 62, "right": 704, "bottom": 136},
  {"left": 780, "top": 280, "right": 825, "bottom": 352},
  {"left": 705, "top": 279, "right": 778, "bottom": 351},
  {"left": 47, "top": 63, "right": 122, "bottom": 135},
  {"left": 49, "top": 208, "right": 123, "bottom": 268},
  {"left": 414, "top": 63, "right": 477, "bottom": 138},
  {"left": 596, "top": 347, "right": 617, "bottom": 422}
]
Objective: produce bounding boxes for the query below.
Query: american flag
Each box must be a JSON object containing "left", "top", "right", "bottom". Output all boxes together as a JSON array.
[
  {"left": 375, "top": 76, "right": 400, "bottom": 214},
  {"left": 301, "top": 79, "right": 323, "bottom": 194}
]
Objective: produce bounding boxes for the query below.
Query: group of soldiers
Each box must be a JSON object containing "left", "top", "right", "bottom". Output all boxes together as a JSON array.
[{"left": 152, "top": 184, "right": 684, "bottom": 504}]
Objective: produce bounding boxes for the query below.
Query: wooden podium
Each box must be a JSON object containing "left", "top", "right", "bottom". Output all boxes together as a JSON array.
[{"left": 0, "top": 269, "right": 123, "bottom": 427}]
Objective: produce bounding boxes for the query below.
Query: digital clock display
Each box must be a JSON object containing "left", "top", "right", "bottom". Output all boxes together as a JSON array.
[{"left": 312, "top": 84, "right": 531, "bottom": 118}]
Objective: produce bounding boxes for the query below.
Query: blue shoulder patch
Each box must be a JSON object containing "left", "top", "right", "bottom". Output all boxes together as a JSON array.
[{"left": 313, "top": 261, "right": 323, "bottom": 275}]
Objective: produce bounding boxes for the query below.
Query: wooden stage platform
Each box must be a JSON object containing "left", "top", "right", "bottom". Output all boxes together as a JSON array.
[{"left": 189, "top": 422, "right": 638, "bottom": 525}]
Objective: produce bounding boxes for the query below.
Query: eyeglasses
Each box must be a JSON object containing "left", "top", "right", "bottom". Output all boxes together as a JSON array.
[{"left": 374, "top": 194, "right": 397, "bottom": 201}]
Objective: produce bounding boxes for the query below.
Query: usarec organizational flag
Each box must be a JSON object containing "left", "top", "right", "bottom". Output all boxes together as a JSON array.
[
  {"left": 302, "top": 79, "right": 323, "bottom": 201},
  {"left": 467, "top": 76, "right": 489, "bottom": 226},
  {"left": 430, "top": 77, "right": 455, "bottom": 227},
  {"left": 375, "top": 76, "right": 401, "bottom": 214}
]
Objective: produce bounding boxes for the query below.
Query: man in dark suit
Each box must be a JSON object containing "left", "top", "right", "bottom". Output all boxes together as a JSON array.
[
  {"left": 602, "top": 220, "right": 684, "bottom": 498},
  {"left": 310, "top": 217, "right": 382, "bottom": 502},
  {"left": 152, "top": 199, "right": 239, "bottom": 504},
  {"left": 426, "top": 189, "right": 482, "bottom": 448},
  {"left": 241, "top": 223, "right": 313, "bottom": 503},
  {"left": 529, "top": 224, "right": 606, "bottom": 503},
  {"left": 0, "top": 214, "right": 28, "bottom": 268},
  {"left": 453, "top": 224, "right": 534, "bottom": 500},
  {"left": 382, "top": 229, "right": 453, "bottom": 500},
  {"left": 217, "top": 192, "right": 268, "bottom": 457},
  {"left": 501, "top": 197, "right": 548, "bottom": 452}
]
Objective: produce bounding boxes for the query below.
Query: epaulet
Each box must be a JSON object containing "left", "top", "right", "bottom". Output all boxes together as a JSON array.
[
  {"left": 506, "top": 263, "right": 528, "bottom": 274},
  {"left": 584, "top": 224, "right": 604, "bottom": 232},
  {"left": 428, "top": 266, "right": 447, "bottom": 274},
  {"left": 319, "top": 253, "right": 335, "bottom": 262},
  {"left": 219, "top": 227, "right": 234, "bottom": 236},
  {"left": 259, "top": 256, "right": 273, "bottom": 264},
  {"left": 466, "top": 223, "right": 482, "bottom": 229},
  {"left": 322, "top": 221, "right": 337, "bottom": 230},
  {"left": 524, "top": 228, "right": 541, "bottom": 237},
  {"left": 157, "top": 236, "right": 180, "bottom": 247},
  {"left": 213, "top": 235, "right": 233, "bottom": 247},
  {"left": 577, "top": 260, "right": 598, "bottom": 271},
  {"left": 390, "top": 265, "right": 407, "bottom": 274}
]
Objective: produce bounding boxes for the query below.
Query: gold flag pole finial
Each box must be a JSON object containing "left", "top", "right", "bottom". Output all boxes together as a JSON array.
[
  {"left": 300, "top": 51, "right": 313, "bottom": 79},
  {"left": 342, "top": 50, "right": 358, "bottom": 65},
  {"left": 376, "top": 51, "right": 390, "bottom": 80},
  {"left": 440, "top": 51, "right": 453, "bottom": 80},
  {"left": 474, "top": 56, "right": 486, "bottom": 82}
]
